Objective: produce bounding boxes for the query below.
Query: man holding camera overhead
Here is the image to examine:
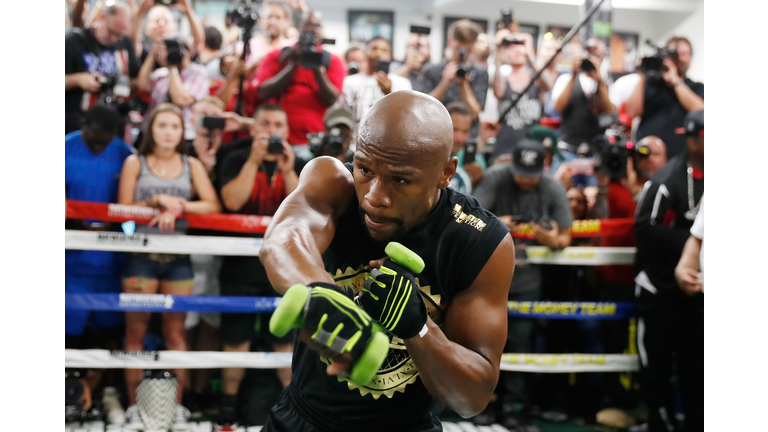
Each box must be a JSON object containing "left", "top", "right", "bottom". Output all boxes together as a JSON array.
[
  {"left": 626, "top": 37, "right": 704, "bottom": 159},
  {"left": 215, "top": 103, "right": 301, "bottom": 429},
  {"left": 550, "top": 38, "right": 616, "bottom": 177},
  {"left": 257, "top": 11, "right": 344, "bottom": 154},
  {"left": 422, "top": 19, "right": 488, "bottom": 121},
  {"left": 65, "top": 2, "right": 140, "bottom": 134}
]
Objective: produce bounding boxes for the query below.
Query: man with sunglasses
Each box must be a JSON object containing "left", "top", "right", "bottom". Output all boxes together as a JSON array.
[{"left": 65, "top": 1, "right": 140, "bottom": 135}]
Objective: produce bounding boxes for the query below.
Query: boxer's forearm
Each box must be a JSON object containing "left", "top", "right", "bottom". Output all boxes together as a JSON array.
[
  {"left": 404, "top": 319, "right": 496, "bottom": 418},
  {"left": 261, "top": 207, "right": 336, "bottom": 294}
]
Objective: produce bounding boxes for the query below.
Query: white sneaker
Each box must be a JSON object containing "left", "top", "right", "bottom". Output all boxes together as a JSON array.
[
  {"left": 124, "top": 404, "right": 144, "bottom": 430},
  {"left": 171, "top": 404, "right": 191, "bottom": 431},
  {"left": 102, "top": 387, "right": 125, "bottom": 425}
]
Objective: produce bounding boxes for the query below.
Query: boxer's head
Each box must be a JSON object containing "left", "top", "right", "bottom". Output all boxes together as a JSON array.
[{"left": 354, "top": 90, "right": 456, "bottom": 242}]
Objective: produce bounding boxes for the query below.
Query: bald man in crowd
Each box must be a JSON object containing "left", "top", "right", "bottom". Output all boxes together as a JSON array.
[
  {"left": 65, "top": 2, "right": 140, "bottom": 134},
  {"left": 258, "top": 90, "right": 515, "bottom": 431}
]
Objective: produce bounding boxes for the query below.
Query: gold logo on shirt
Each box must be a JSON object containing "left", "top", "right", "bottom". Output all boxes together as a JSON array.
[
  {"left": 324, "top": 266, "right": 445, "bottom": 399},
  {"left": 451, "top": 204, "right": 486, "bottom": 231}
]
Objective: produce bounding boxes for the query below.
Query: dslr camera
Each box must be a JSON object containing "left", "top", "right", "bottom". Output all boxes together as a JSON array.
[
  {"left": 163, "top": 38, "right": 184, "bottom": 67},
  {"left": 580, "top": 41, "right": 599, "bottom": 73},
  {"left": 308, "top": 128, "right": 347, "bottom": 158},
  {"left": 456, "top": 48, "right": 468, "bottom": 79},
  {"left": 297, "top": 31, "right": 336, "bottom": 69},
  {"left": 94, "top": 74, "right": 137, "bottom": 115},
  {"left": 267, "top": 134, "right": 284, "bottom": 155},
  {"left": 640, "top": 40, "right": 678, "bottom": 82},
  {"left": 500, "top": 35, "right": 526, "bottom": 48}
]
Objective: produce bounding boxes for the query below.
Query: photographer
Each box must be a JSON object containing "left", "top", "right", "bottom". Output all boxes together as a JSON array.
[
  {"left": 342, "top": 36, "right": 412, "bottom": 124},
  {"left": 447, "top": 102, "right": 486, "bottom": 194},
  {"left": 626, "top": 37, "right": 704, "bottom": 159},
  {"left": 394, "top": 31, "right": 432, "bottom": 92},
  {"left": 256, "top": 11, "right": 344, "bottom": 150},
  {"left": 216, "top": 104, "right": 299, "bottom": 428},
  {"left": 473, "top": 140, "right": 572, "bottom": 429},
  {"left": 138, "top": 37, "right": 209, "bottom": 141},
  {"left": 65, "top": 2, "right": 140, "bottom": 134},
  {"left": 491, "top": 31, "right": 547, "bottom": 163},
  {"left": 132, "top": 0, "right": 204, "bottom": 64},
  {"left": 633, "top": 110, "right": 703, "bottom": 432},
  {"left": 551, "top": 38, "right": 616, "bottom": 174},
  {"left": 307, "top": 107, "right": 355, "bottom": 163},
  {"left": 422, "top": 19, "right": 488, "bottom": 120}
]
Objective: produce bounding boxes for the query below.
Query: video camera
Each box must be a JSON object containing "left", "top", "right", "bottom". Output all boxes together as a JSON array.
[
  {"left": 308, "top": 128, "right": 347, "bottom": 158},
  {"left": 297, "top": 31, "right": 336, "bottom": 69},
  {"left": 227, "top": 0, "right": 260, "bottom": 30},
  {"left": 640, "top": 39, "right": 678, "bottom": 82},
  {"left": 594, "top": 125, "right": 631, "bottom": 178}
]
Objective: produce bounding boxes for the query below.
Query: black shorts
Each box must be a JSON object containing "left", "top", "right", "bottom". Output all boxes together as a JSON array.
[
  {"left": 262, "top": 386, "right": 443, "bottom": 432},
  {"left": 220, "top": 281, "right": 292, "bottom": 345}
]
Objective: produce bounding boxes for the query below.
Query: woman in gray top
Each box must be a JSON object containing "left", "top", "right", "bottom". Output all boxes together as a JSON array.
[{"left": 117, "top": 103, "right": 220, "bottom": 430}]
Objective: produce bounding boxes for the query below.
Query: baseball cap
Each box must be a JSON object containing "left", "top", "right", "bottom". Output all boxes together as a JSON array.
[
  {"left": 511, "top": 139, "right": 546, "bottom": 178},
  {"left": 527, "top": 125, "right": 563, "bottom": 161},
  {"left": 676, "top": 110, "right": 704, "bottom": 136},
  {"left": 324, "top": 107, "right": 355, "bottom": 129}
]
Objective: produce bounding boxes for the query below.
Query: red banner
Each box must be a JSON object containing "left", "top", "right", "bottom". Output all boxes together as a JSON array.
[
  {"left": 510, "top": 218, "right": 634, "bottom": 239},
  {"left": 66, "top": 200, "right": 633, "bottom": 238},
  {"left": 66, "top": 200, "right": 271, "bottom": 234}
]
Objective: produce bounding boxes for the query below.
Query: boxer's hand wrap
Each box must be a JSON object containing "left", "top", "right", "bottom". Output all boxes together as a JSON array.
[
  {"left": 362, "top": 260, "right": 428, "bottom": 339},
  {"left": 302, "top": 282, "right": 379, "bottom": 359}
]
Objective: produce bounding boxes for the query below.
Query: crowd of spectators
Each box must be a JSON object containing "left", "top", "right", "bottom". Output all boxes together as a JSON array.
[{"left": 64, "top": 2, "right": 704, "bottom": 431}]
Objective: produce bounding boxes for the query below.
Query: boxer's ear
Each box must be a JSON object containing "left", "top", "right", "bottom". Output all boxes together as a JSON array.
[{"left": 440, "top": 157, "right": 458, "bottom": 189}]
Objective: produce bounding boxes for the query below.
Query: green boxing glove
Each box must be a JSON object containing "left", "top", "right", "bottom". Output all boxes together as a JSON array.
[
  {"left": 269, "top": 282, "right": 389, "bottom": 386},
  {"left": 362, "top": 242, "right": 428, "bottom": 340}
]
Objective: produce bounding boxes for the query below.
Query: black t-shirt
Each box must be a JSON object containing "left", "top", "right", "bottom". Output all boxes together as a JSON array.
[
  {"left": 493, "top": 79, "right": 542, "bottom": 163},
  {"left": 65, "top": 28, "right": 140, "bottom": 114},
  {"left": 289, "top": 164, "right": 509, "bottom": 432},
  {"left": 636, "top": 78, "right": 704, "bottom": 159},
  {"left": 217, "top": 138, "right": 304, "bottom": 285}
]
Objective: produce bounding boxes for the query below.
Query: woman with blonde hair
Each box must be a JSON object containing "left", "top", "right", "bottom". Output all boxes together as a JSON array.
[{"left": 117, "top": 103, "right": 220, "bottom": 430}]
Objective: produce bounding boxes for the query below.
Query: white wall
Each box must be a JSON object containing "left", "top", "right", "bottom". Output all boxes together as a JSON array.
[
  {"left": 658, "top": 0, "right": 704, "bottom": 82},
  {"left": 304, "top": 0, "right": 697, "bottom": 68}
]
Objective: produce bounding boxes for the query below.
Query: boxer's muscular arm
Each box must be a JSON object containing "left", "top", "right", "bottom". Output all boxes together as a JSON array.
[
  {"left": 260, "top": 157, "right": 356, "bottom": 295},
  {"left": 404, "top": 235, "right": 515, "bottom": 418}
]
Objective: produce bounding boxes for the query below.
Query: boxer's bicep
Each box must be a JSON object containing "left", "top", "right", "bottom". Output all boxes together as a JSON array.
[
  {"left": 262, "top": 157, "right": 355, "bottom": 293},
  {"left": 443, "top": 235, "right": 515, "bottom": 377}
]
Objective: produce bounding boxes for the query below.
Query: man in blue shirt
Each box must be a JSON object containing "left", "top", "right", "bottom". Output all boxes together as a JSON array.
[{"left": 65, "top": 104, "right": 134, "bottom": 346}]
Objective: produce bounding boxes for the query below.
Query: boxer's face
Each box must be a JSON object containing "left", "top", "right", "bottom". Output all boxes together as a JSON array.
[{"left": 354, "top": 140, "right": 451, "bottom": 243}]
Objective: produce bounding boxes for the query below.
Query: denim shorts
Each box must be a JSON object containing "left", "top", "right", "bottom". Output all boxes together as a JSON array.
[{"left": 123, "top": 253, "right": 194, "bottom": 282}]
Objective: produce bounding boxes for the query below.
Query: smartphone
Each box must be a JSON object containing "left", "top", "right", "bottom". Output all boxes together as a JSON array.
[
  {"left": 463, "top": 139, "right": 477, "bottom": 167},
  {"left": 410, "top": 25, "right": 431, "bottom": 36},
  {"left": 200, "top": 116, "right": 226, "bottom": 130},
  {"left": 569, "top": 158, "right": 595, "bottom": 176},
  {"left": 501, "top": 8, "right": 513, "bottom": 28},
  {"left": 376, "top": 60, "right": 391, "bottom": 74}
]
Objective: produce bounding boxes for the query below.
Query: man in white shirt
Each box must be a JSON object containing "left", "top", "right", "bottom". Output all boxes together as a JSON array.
[{"left": 342, "top": 36, "right": 412, "bottom": 124}]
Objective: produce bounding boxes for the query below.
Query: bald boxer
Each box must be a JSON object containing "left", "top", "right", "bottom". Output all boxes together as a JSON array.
[{"left": 259, "top": 90, "right": 515, "bottom": 431}]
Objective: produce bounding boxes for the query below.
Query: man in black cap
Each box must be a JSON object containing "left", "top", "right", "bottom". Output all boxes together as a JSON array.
[
  {"left": 633, "top": 109, "right": 703, "bottom": 432},
  {"left": 472, "top": 139, "right": 572, "bottom": 430}
]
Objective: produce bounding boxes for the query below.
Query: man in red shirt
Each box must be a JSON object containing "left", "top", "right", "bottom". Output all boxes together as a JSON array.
[{"left": 257, "top": 11, "right": 344, "bottom": 157}]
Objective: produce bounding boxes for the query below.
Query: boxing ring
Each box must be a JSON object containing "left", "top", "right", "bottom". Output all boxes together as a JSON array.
[{"left": 65, "top": 200, "right": 640, "bottom": 374}]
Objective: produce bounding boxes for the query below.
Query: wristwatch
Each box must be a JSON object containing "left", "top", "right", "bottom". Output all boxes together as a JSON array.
[{"left": 673, "top": 77, "right": 685, "bottom": 87}]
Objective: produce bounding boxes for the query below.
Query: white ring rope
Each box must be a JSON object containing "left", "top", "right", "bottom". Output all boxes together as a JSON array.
[{"left": 65, "top": 350, "right": 639, "bottom": 373}]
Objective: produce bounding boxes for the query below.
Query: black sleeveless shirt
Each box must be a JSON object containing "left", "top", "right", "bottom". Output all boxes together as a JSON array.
[{"left": 287, "top": 164, "right": 510, "bottom": 432}]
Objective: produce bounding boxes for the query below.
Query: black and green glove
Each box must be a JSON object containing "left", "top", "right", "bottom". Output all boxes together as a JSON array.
[
  {"left": 361, "top": 242, "right": 428, "bottom": 340},
  {"left": 269, "top": 282, "right": 389, "bottom": 385}
]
